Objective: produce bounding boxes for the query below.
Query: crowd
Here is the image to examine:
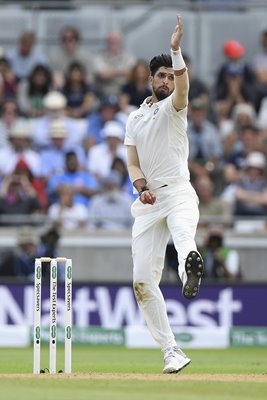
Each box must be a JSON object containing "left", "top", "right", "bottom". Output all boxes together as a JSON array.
[{"left": 0, "top": 24, "right": 267, "bottom": 240}]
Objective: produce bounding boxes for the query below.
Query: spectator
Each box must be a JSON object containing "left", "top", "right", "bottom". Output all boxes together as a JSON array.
[
  {"left": 17, "top": 64, "right": 53, "bottom": 117},
  {"left": 0, "top": 225, "right": 61, "bottom": 279},
  {"left": 0, "top": 99, "right": 23, "bottom": 149},
  {"left": 94, "top": 30, "right": 136, "bottom": 97},
  {"left": 85, "top": 95, "right": 121, "bottom": 150},
  {"left": 223, "top": 103, "right": 257, "bottom": 157},
  {"left": 31, "top": 91, "right": 86, "bottom": 150},
  {"left": 87, "top": 120, "right": 127, "bottom": 183},
  {"left": 5, "top": 31, "right": 48, "bottom": 81},
  {"left": 13, "top": 158, "right": 48, "bottom": 212},
  {"left": 49, "top": 26, "right": 95, "bottom": 88},
  {"left": 200, "top": 228, "right": 241, "bottom": 281},
  {"left": 187, "top": 98, "right": 223, "bottom": 188},
  {"left": 194, "top": 175, "right": 231, "bottom": 226},
  {"left": 213, "top": 39, "right": 256, "bottom": 123},
  {"left": 40, "top": 119, "right": 86, "bottom": 181},
  {"left": 119, "top": 59, "right": 152, "bottom": 112},
  {"left": 253, "top": 29, "right": 267, "bottom": 110},
  {"left": 223, "top": 125, "right": 263, "bottom": 185},
  {"left": 230, "top": 151, "right": 267, "bottom": 217},
  {"left": 0, "top": 226, "right": 41, "bottom": 278},
  {"left": 47, "top": 151, "right": 98, "bottom": 206},
  {"left": 48, "top": 185, "right": 89, "bottom": 230},
  {"left": 88, "top": 170, "right": 133, "bottom": 230},
  {"left": 0, "top": 171, "right": 41, "bottom": 224},
  {"left": 0, "top": 120, "right": 41, "bottom": 178},
  {"left": 62, "top": 61, "right": 95, "bottom": 118},
  {"left": 0, "top": 56, "right": 17, "bottom": 104},
  {"left": 111, "top": 156, "right": 137, "bottom": 198}
]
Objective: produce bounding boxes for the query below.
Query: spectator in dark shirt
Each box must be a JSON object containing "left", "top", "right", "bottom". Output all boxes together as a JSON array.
[
  {"left": 120, "top": 59, "right": 152, "bottom": 111},
  {"left": 62, "top": 61, "right": 95, "bottom": 118},
  {"left": 214, "top": 40, "right": 256, "bottom": 123},
  {"left": 0, "top": 172, "right": 41, "bottom": 225}
]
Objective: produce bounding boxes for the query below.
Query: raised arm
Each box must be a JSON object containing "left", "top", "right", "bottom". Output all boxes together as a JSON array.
[{"left": 171, "top": 15, "right": 189, "bottom": 111}]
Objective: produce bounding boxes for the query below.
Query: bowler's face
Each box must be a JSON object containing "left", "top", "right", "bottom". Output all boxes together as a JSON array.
[{"left": 150, "top": 67, "right": 175, "bottom": 101}]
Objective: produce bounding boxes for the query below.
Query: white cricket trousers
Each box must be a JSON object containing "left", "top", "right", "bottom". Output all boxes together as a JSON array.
[{"left": 131, "top": 183, "right": 199, "bottom": 352}]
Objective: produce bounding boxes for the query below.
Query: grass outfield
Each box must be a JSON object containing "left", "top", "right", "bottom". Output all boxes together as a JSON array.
[{"left": 0, "top": 346, "right": 267, "bottom": 400}]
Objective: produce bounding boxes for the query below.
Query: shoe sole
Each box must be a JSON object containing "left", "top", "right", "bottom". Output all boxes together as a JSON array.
[
  {"left": 182, "top": 251, "right": 204, "bottom": 300},
  {"left": 163, "top": 359, "right": 191, "bottom": 374}
]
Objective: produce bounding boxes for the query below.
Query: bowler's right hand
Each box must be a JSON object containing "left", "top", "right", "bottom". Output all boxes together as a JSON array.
[{"left": 139, "top": 190, "right": 156, "bottom": 205}]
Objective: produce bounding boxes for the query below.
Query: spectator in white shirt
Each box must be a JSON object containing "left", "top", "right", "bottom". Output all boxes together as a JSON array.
[
  {"left": 48, "top": 185, "right": 89, "bottom": 230},
  {"left": 87, "top": 170, "right": 133, "bottom": 230},
  {"left": 87, "top": 120, "right": 127, "bottom": 183},
  {"left": 0, "top": 119, "right": 41, "bottom": 177}
]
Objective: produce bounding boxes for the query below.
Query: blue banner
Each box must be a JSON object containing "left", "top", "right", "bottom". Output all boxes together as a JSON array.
[{"left": 0, "top": 283, "right": 266, "bottom": 327}]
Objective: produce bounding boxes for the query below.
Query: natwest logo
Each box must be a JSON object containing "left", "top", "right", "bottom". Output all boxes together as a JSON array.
[{"left": 0, "top": 285, "right": 244, "bottom": 328}]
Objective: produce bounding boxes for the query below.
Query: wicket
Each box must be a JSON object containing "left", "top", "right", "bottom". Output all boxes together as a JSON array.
[{"left": 33, "top": 257, "right": 72, "bottom": 374}]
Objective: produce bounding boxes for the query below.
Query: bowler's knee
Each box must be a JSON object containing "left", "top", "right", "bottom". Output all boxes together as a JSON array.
[{"left": 133, "top": 281, "right": 151, "bottom": 305}]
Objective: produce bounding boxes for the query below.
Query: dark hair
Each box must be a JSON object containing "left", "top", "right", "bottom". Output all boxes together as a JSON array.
[
  {"left": 61, "top": 26, "right": 80, "bottom": 42},
  {"left": 28, "top": 64, "right": 52, "bottom": 96},
  {"left": 149, "top": 54, "right": 172, "bottom": 76},
  {"left": 66, "top": 151, "right": 77, "bottom": 159},
  {"left": 63, "top": 61, "right": 87, "bottom": 97}
]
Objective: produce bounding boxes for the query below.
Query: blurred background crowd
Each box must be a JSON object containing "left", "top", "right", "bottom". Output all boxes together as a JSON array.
[{"left": 0, "top": 0, "right": 267, "bottom": 282}]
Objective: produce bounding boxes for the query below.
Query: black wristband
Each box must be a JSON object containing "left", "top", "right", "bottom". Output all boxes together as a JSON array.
[{"left": 138, "top": 186, "right": 149, "bottom": 196}]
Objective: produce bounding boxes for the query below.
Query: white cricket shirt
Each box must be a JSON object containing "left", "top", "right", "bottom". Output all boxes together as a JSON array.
[{"left": 124, "top": 95, "right": 190, "bottom": 190}]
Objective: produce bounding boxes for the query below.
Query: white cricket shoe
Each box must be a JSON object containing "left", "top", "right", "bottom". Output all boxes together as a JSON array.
[{"left": 163, "top": 347, "right": 191, "bottom": 374}]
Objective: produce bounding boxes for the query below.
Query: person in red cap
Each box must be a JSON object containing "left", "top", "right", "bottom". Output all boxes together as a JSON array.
[
  {"left": 223, "top": 40, "right": 245, "bottom": 59},
  {"left": 213, "top": 38, "right": 257, "bottom": 124}
]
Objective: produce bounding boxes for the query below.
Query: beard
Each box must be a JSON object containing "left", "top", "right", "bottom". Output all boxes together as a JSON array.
[{"left": 154, "top": 85, "right": 171, "bottom": 101}]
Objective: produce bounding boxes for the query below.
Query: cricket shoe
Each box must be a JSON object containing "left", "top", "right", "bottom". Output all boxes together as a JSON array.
[
  {"left": 182, "top": 250, "right": 204, "bottom": 300},
  {"left": 163, "top": 347, "right": 191, "bottom": 374}
]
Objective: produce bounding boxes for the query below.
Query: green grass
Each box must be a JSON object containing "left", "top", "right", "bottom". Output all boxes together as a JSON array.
[{"left": 0, "top": 346, "right": 267, "bottom": 400}]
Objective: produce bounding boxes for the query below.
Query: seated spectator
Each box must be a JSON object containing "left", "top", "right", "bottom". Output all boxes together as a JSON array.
[
  {"left": 17, "top": 64, "right": 53, "bottom": 117},
  {"left": 48, "top": 185, "right": 89, "bottom": 230},
  {"left": 119, "top": 59, "right": 152, "bottom": 112},
  {"left": 87, "top": 120, "right": 127, "bottom": 183},
  {"left": 223, "top": 125, "right": 263, "bottom": 184},
  {"left": 5, "top": 31, "right": 48, "bottom": 81},
  {"left": 111, "top": 156, "right": 137, "bottom": 198},
  {"left": 0, "top": 171, "right": 41, "bottom": 224},
  {"left": 0, "top": 56, "right": 17, "bottom": 105},
  {"left": 0, "top": 226, "right": 40, "bottom": 278},
  {"left": 85, "top": 95, "right": 122, "bottom": 150},
  {"left": 0, "top": 99, "right": 23, "bottom": 149},
  {"left": 252, "top": 29, "right": 267, "bottom": 110},
  {"left": 0, "top": 225, "right": 61, "bottom": 280},
  {"left": 49, "top": 26, "right": 95, "bottom": 88},
  {"left": 62, "top": 61, "right": 95, "bottom": 118},
  {"left": 187, "top": 98, "right": 223, "bottom": 189},
  {"left": 194, "top": 175, "right": 231, "bottom": 226},
  {"left": 47, "top": 151, "right": 98, "bottom": 206},
  {"left": 223, "top": 103, "right": 257, "bottom": 157},
  {"left": 94, "top": 30, "right": 136, "bottom": 97},
  {"left": 13, "top": 158, "right": 48, "bottom": 212},
  {"left": 0, "top": 120, "right": 41, "bottom": 177},
  {"left": 87, "top": 171, "right": 133, "bottom": 230},
  {"left": 40, "top": 119, "right": 86, "bottom": 181},
  {"left": 200, "top": 228, "right": 241, "bottom": 281},
  {"left": 222, "top": 151, "right": 267, "bottom": 217},
  {"left": 213, "top": 39, "right": 256, "bottom": 124},
  {"left": 31, "top": 91, "right": 87, "bottom": 150}
]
